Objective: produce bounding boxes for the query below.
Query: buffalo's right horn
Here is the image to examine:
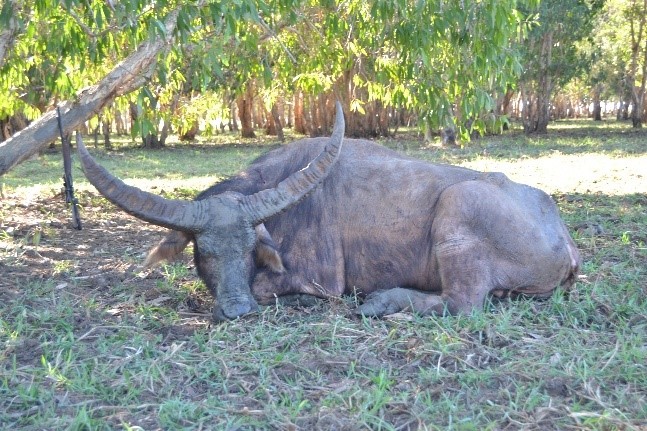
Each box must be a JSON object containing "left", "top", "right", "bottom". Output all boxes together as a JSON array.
[{"left": 240, "top": 101, "right": 345, "bottom": 225}]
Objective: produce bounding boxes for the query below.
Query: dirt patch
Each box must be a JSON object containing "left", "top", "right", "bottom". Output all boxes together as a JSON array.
[
  {"left": 461, "top": 153, "right": 647, "bottom": 195},
  {"left": 0, "top": 191, "right": 212, "bottom": 320}
]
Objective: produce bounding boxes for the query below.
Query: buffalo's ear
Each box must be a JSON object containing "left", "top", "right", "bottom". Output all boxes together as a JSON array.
[
  {"left": 254, "top": 224, "right": 285, "bottom": 274},
  {"left": 144, "top": 231, "right": 193, "bottom": 268}
]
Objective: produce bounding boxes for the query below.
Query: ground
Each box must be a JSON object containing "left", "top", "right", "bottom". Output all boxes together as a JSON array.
[{"left": 0, "top": 120, "right": 646, "bottom": 430}]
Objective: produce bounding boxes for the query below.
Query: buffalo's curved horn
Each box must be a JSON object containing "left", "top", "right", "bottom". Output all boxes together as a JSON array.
[
  {"left": 240, "top": 101, "right": 345, "bottom": 225},
  {"left": 76, "top": 132, "right": 209, "bottom": 232}
]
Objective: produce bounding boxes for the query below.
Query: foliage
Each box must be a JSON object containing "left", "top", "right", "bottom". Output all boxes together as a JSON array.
[
  {"left": 1, "top": 0, "right": 537, "bottom": 143},
  {"left": 516, "top": 0, "right": 603, "bottom": 133},
  {"left": 521, "top": 0, "right": 603, "bottom": 88},
  {"left": 542, "top": 0, "right": 647, "bottom": 126},
  {"left": 294, "top": 0, "right": 534, "bottom": 137}
]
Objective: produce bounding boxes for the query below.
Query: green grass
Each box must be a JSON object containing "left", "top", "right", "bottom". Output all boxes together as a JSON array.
[{"left": 1, "top": 119, "right": 646, "bottom": 430}]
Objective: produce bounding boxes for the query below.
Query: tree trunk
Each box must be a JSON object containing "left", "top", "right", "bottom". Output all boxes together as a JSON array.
[
  {"left": 115, "top": 109, "right": 127, "bottom": 135},
  {"left": 0, "top": 9, "right": 179, "bottom": 176},
  {"left": 270, "top": 103, "right": 284, "bottom": 142},
  {"left": 497, "top": 88, "right": 514, "bottom": 118},
  {"left": 102, "top": 118, "right": 112, "bottom": 150},
  {"left": 0, "top": 1, "right": 18, "bottom": 68},
  {"left": 627, "top": 0, "right": 647, "bottom": 128},
  {"left": 317, "top": 94, "right": 331, "bottom": 136},
  {"left": 522, "top": 31, "right": 553, "bottom": 134},
  {"left": 253, "top": 97, "right": 264, "bottom": 131},
  {"left": 0, "top": 112, "right": 28, "bottom": 141},
  {"left": 592, "top": 85, "right": 602, "bottom": 121},
  {"left": 142, "top": 118, "right": 169, "bottom": 149},
  {"left": 285, "top": 101, "right": 293, "bottom": 128},
  {"left": 179, "top": 122, "right": 199, "bottom": 141},
  {"left": 0, "top": 119, "right": 10, "bottom": 141},
  {"left": 294, "top": 92, "right": 307, "bottom": 135},
  {"left": 93, "top": 122, "right": 100, "bottom": 148},
  {"left": 229, "top": 101, "right": 238, "bottom": 132},
  {"left": 534, "top": 32, "right": 554, "bottom": 134},
  {"left": 236, "top": 82, "right": 255, "bottom": 138},
  {"left": 623, "top": 99, "right": 630, "bottom": 120},
  {"left": 307, "top": 95, "right": 317, "bottom": 136},
  {"left": 631, "top": 95, "right": 644, "bottom": 128},
  {"left": 142, "top": 132, "right": 160, "bottom": 148},
  {"left": 520, "top": 82, "right": 536, "bottom": 133}
]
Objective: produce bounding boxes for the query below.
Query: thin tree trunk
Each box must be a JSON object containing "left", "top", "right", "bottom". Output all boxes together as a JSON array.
[
  {"left": 294, "top": 92, "right": 306, "bottom": 135},
  {"left": 535, "top": 31, "right": 554, "bottom": 134},
  {"left": 270, "top": 103, "right": 284, "bottom": 142},
  {"left": 93, "top": 122, "right": 100, "bottom": 148},
  {"left": 236, "top": 82, "right": 255, "bottom": 138},
  {"left": 632, "top": 94, "right": 645, "bottom": 128},
  {"left": 592, "top": 85, "right": 602, "bottom": 121},
  {"left": 115, "top": 109, "right": 127, "bottom": 135},
  {"left": 0, "top": 9, "right": 179, "bottom": 176},
  {"left": 628, "top": 0, "right": 647, "bottom": 128},
  {"left": 229, "top": 100, "right": 238, "bottom": 132},
  {"left": 520, "top": 82, "right": 536, "bottom": 133},
  {"left": 160, "top": 120, "right": 169, "bottom": 146},
  {"left": 0, "top": 112, "right": 28, "bottom": 141},
  {"left": 286, "top": 100, "right": 293, "bottom": 128},
  {"left": 102, "top": 118, "right": 112, "bottom": 150}
]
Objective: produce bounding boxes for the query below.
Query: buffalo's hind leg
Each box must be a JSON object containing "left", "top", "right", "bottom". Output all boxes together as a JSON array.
[{"left": 356, "top": 288, "right": 446, "bottom": 317}]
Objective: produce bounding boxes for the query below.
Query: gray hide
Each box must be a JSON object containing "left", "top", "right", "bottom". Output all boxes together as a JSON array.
[{"left": 145, "top": 138, "right": 580, "bottom": 320}]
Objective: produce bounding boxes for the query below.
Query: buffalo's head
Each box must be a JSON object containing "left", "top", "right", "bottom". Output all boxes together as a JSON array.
[{"left": 77, "top": 102, "right": 345, "bottom": 320}]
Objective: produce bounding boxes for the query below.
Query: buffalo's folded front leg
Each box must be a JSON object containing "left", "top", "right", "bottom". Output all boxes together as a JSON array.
[{"left": 356, "top": 288, "right": 445, "bottom": 317}]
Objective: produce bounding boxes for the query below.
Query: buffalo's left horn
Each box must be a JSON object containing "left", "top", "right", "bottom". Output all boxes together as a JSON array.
[
  {"left": 76, "top": 101, "right": 344, "bottom": 231},
  {"left": 76, "top": 132, "right": 210, "bottom": 232},
  {"left": 240, "top": 101, "right": 345, "bottom": 225}
]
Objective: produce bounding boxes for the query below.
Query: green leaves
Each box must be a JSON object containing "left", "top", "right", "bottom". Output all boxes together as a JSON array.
[{"left": 1, "top": 0, "right": 529, "bottom": 141}]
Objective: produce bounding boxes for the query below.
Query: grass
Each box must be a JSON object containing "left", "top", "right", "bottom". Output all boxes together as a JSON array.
[{"left": 1, "top": 120, "right": 646, "bottom": 430}]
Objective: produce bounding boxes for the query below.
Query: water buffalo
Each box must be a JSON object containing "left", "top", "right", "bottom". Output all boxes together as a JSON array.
[{"left": 77, "top": 104, "right": 580, "bottom": 321}]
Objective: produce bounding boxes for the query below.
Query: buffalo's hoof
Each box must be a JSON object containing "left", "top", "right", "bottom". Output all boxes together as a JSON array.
[{"left": 355, "top": 290, "right": 402, "bottom": 317}]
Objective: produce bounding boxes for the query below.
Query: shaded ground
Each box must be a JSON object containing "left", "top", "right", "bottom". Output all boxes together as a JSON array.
[{"left": 0, "top": 191, "right": 211, "bottom": 317}]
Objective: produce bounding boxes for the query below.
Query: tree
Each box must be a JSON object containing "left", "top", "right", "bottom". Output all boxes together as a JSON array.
[
  {"left": 1, "top": 0, "right": 537, "bottom": 176},
  {"left": 582, "top": 0, "right": 647, "bottom": 125},
  {"left": 0, "top": 0, "right": 270, "bottom": 174},
  {"left": 0, "top": 4, "right": 180, "bottom": 174},
  {"left": 279, "top": 0, "right": 533, "bottom": 139},
  {"left": 626, "top": 0, "right": 647, "bottom": 127},
  {"left": 518, "top": 0, "right": 602, "bottom": 134}
]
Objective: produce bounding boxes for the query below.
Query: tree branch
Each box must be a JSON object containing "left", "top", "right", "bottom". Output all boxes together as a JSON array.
[
  {"left": 0, "top": 1, "right": 19, "bottom": 68},
  {"left": 0, "top": 9, "right": 179, "bottom": 176}
]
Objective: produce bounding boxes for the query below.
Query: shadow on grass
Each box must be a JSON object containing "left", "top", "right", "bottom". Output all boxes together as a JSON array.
[{"left": 451, "top": 127, "right": 647, "bottom": 162}]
